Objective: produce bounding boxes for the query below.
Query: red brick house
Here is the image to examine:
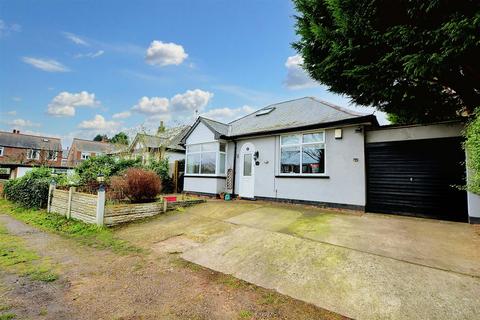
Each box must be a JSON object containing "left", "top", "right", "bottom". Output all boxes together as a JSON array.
[
  {"left": 0, "top": 130, "right": 64, "bottom": 179},
  {"left": 66, "top": 138, "right": 121, "bottom": 166}
]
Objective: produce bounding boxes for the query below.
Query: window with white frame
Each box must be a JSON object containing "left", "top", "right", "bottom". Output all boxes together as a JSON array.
[
  {"left": 280, "top": 132, "right": 325, "bottom": 174},
  {"left": 0, "top": 146, "right": 4, "bottom": 156},
  {"left": 27, "top": 149, "right": 40, "bottom": 160},
  {"left": 81, "top": 152, "right": 90, "bottom": 160},
  {"left": 46, "top": 150, "right": 58, "bottom": 161},
  {"left": 186, "top": 142, "right": 227, "bottom": 175}
]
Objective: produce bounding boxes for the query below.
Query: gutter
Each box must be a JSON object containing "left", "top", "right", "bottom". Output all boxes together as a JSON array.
[{"left": 220, "top": 115, "right": 378, "bottom": 140}]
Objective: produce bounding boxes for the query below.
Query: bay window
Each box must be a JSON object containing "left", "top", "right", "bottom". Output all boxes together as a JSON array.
[
  {"left": 186, "top": 142, "right": 227, "bottom": 175},
  {"left": 280, "top": 131, "right": 325, "bottom": 175}
]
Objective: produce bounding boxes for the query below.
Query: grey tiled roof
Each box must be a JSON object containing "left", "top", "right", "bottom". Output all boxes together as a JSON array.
[
  {"left": 0, "top": 131, "right": 62, "bottom": 150},
  {"left": 200, "top": 117, "right": 229, "bottom": 136},
  {"left": 227, "top": 97, "right": 371, "bottom": 136},
  {"left": 72, "top": 139, "right": 121, "bottom": 154},
  {"left": 181, "top": 97, "right": 376, "bottom": 142}
]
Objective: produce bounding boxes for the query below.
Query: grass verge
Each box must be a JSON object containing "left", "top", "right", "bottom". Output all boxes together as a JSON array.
[
  {"left": 0, "top": 223, "right": 57, "bottom": 282},
  {"left": 0, "top": 199, "right": 142, "bottom": 255}
]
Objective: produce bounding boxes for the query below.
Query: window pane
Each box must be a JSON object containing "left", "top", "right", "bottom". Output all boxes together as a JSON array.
[
  {"left": 219, "top": 153, "right": 226, "bottom": 174},
  {"left": 201, "top": 152, "right": 216, "bottom": 174},
  {"left": 243, "top": 154, "right": 252, "bottom": 176},
  {"left": 302, "top": 144, "right": 325, "bottom": 174},
  {"left": 281, "top": 135, "right": 300, "bottom": 145},
  {"left": 219, "top": 142, "right": 226, "bottom": 152},
  {"left": 188, "top": 145, "right": 201, "bottom": 153},
  {"left": 201, "top": 143, "right": 217, "bottom": 152},
  {"left": 280, "top": 146, "right": 300, "bottom": 173},
  {"left": 303, "top": 132, "right": 324, "bottom": 143},
  {"left": 187, "top": 153, "right": 200, "bottom": 174}
]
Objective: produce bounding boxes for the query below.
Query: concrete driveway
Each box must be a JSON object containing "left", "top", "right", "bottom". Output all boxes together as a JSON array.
[{"left": 117, "top": 200, "right": 480, "bottom": 319}]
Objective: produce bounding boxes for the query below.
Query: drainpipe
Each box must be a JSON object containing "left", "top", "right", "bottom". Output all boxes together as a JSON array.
[{"left": 232, "top": 140, "right": 237, "bottom": 197}]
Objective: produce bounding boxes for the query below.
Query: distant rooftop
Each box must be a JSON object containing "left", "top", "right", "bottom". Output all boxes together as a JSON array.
[
  {"left": 71, "top": 138, "right": 122, "bottom": 154},
  {"left": 0, "top": 130, "right": 62, "bottom": 151}
]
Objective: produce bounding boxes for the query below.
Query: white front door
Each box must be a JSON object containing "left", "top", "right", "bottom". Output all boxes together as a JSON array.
[{"left": 239, "top": 143, "right": 255, "bottom": 198}]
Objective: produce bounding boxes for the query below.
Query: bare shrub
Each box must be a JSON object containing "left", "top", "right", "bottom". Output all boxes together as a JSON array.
[{"left": 110, "top": 168, "right": 162, "bottom": 203}]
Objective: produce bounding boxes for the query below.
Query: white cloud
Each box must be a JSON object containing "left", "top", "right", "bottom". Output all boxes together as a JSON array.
[
  {"left": 132, "top": 96, "right": 169, "bottom": 115},
  {"left": 170, "top": 89, "right": 213, "bottom": 113},
  {"left": 12, "top": 97, "right": 21, "bottom": 102},
  {"left": 22, "top": 57, "right": 70, "bottom": 72},
  {"left": 8, "top": 118, "right": 40, "bottom": 128},
  {"left": 74, "top": 50, "right": 104, "bottom": 59},
  {"left": 78, "top": 114, "right": 120, "bottom": 130},
  {"left": 63, "top": 32, "right": 89, "bottom": 46},
  {"left": 145, "top": 40, "right": 188, "bottom": 66},
  {"left": 112, "top": 111, "right": 132, "bottom": 119},
  {"left": 201, "top": 105, "right": 255, "bottom": 123},
  {"left": 47, "top": 91, "right": 100, "bottom": 117},
  {"left": 284, "top": 54, "right": 318, "bottom": 89},
  {"left": 7, "top": 110, "right": 17, "bottom": 116},
  {"left": 0, "top": 19, "right": 21, "bottom": 38}
]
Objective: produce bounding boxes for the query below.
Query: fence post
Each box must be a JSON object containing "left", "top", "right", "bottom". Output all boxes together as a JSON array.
[
  {"left": 47, "top": 181, "right": 56, "bottom": 213},
  {"left": 96, "top": 187, "right": 106, "bottom": 226},
  {"left": 163, "top": 198, "right": 168, "bottom": 213},
  {"left": 67, "top": 186, "right": 75, "bottom": 219}
]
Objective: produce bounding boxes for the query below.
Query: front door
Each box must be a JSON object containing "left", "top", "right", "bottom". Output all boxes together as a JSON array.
[{"left": 239, "top": 143, "right": 255, "bottom": 198}]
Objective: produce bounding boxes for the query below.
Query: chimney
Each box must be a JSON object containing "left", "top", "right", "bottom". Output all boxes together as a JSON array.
[{"left": 157, "top": 120, "right": 166, "bottom": 135}]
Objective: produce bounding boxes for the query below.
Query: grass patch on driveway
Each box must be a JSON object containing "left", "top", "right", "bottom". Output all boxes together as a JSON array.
[
  {"left": 0, "top": 199, "right": 141, "bottom": 255},
  {"left": 0, "top": 223, "right": 57, "bottom": 282}
]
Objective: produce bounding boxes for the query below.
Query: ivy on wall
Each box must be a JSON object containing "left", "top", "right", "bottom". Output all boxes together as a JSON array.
[{"left": 465, "top": 109, "right": 480, "bottom": 194}]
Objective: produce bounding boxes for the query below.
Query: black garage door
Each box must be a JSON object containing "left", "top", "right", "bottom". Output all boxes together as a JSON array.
[{"left": 366, "top": 137, "right": 468, "bottom": 222}]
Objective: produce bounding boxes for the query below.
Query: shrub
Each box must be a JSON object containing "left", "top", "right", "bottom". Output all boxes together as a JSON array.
[
  {"left": 75, "top": 155, "right": 142, "bottom": 185},
  {"left": 148, "top": 158, "right": 174, "bottom": 193},
  {"left": 3, "top": 167, "right": 61, "bottom": 209},
  {"left": 465, "top": 109, "right": 480, "bottom": 194},
  {"left": 110, "top": 168, "right": 161, "bottom": 202}
]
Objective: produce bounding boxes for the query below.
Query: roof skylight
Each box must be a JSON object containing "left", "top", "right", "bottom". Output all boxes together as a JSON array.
[{"left": 256, "top": 107, "right": 275, "bottom": 116}]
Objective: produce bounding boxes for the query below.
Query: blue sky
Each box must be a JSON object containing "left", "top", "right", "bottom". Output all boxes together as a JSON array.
[{"left": 0, "top": 0, "right": 386, "bottom": 146}]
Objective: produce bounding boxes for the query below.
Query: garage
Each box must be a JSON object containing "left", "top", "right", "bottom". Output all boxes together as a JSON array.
[{"left": 366, "top": 123, "right": 468, "bottom": 222}]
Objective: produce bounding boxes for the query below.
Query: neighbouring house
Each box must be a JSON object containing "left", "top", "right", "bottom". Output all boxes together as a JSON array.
[
  {"left": 0, "top": 129, "right": 67, "bottom": 179},
  {"left": 67, "top": 138, "right": 123, "bottom": 166},
  {"left": 127, "top": 125, "right": 190, "bottom": 174},
  {"left": 181, "top": 97, "right": 477, "bottom": 224}
]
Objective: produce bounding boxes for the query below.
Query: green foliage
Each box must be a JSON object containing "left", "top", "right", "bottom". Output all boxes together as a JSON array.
[
  {"left": 465, "top": 109, "right": 480, "bottom": 194},
  {"left": 293, "top": 0, "right": 480, "bottom": 123},
  {"left": 0, "top": 199, "right": 142, "bottom": 254},
  {"left": 0, "top": 223, "right": 58, "bottom": 282},
  {"left": 148, "top": 158, "right": 169, "bottom": 180},
  {"left": 110, "top": 132, "right": 129, "bottom": 145},
  {"left": 148, "top": 158, "right": 174, "bottom": 193},
  {"left": 93, "top": 134, "right": 108, "bottom": 142},
  {"left": 3, "top": 167, "right": 63, "bottom": 209},
  {"left": 75, "top": 155, "right": 142, "bottom": 185}
]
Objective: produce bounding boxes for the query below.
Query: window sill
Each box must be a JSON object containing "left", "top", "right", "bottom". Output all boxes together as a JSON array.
[
  {"left": 275, "top": 175, "right": 330, "bottom": 179},
  {"left": 184, "top": 175, "right": 227, "bottom": 179}
]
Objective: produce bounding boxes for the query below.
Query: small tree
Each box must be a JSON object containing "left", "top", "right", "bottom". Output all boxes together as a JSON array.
[
  {"left": 110, "top": 132, "right": 129, "bottom": 145},
  {"left": 93, "top": 134, "right": 109, "bottom": 142}
]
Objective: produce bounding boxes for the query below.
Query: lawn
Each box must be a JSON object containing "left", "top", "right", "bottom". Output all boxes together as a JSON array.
[{"left": 0, "top": 199, "right": 141, "bottom": 255}]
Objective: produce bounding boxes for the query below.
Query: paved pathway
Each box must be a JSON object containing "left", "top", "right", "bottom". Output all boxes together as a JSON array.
[{"left": 180, "top": 201, "right": 480, "bottom": 320}]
